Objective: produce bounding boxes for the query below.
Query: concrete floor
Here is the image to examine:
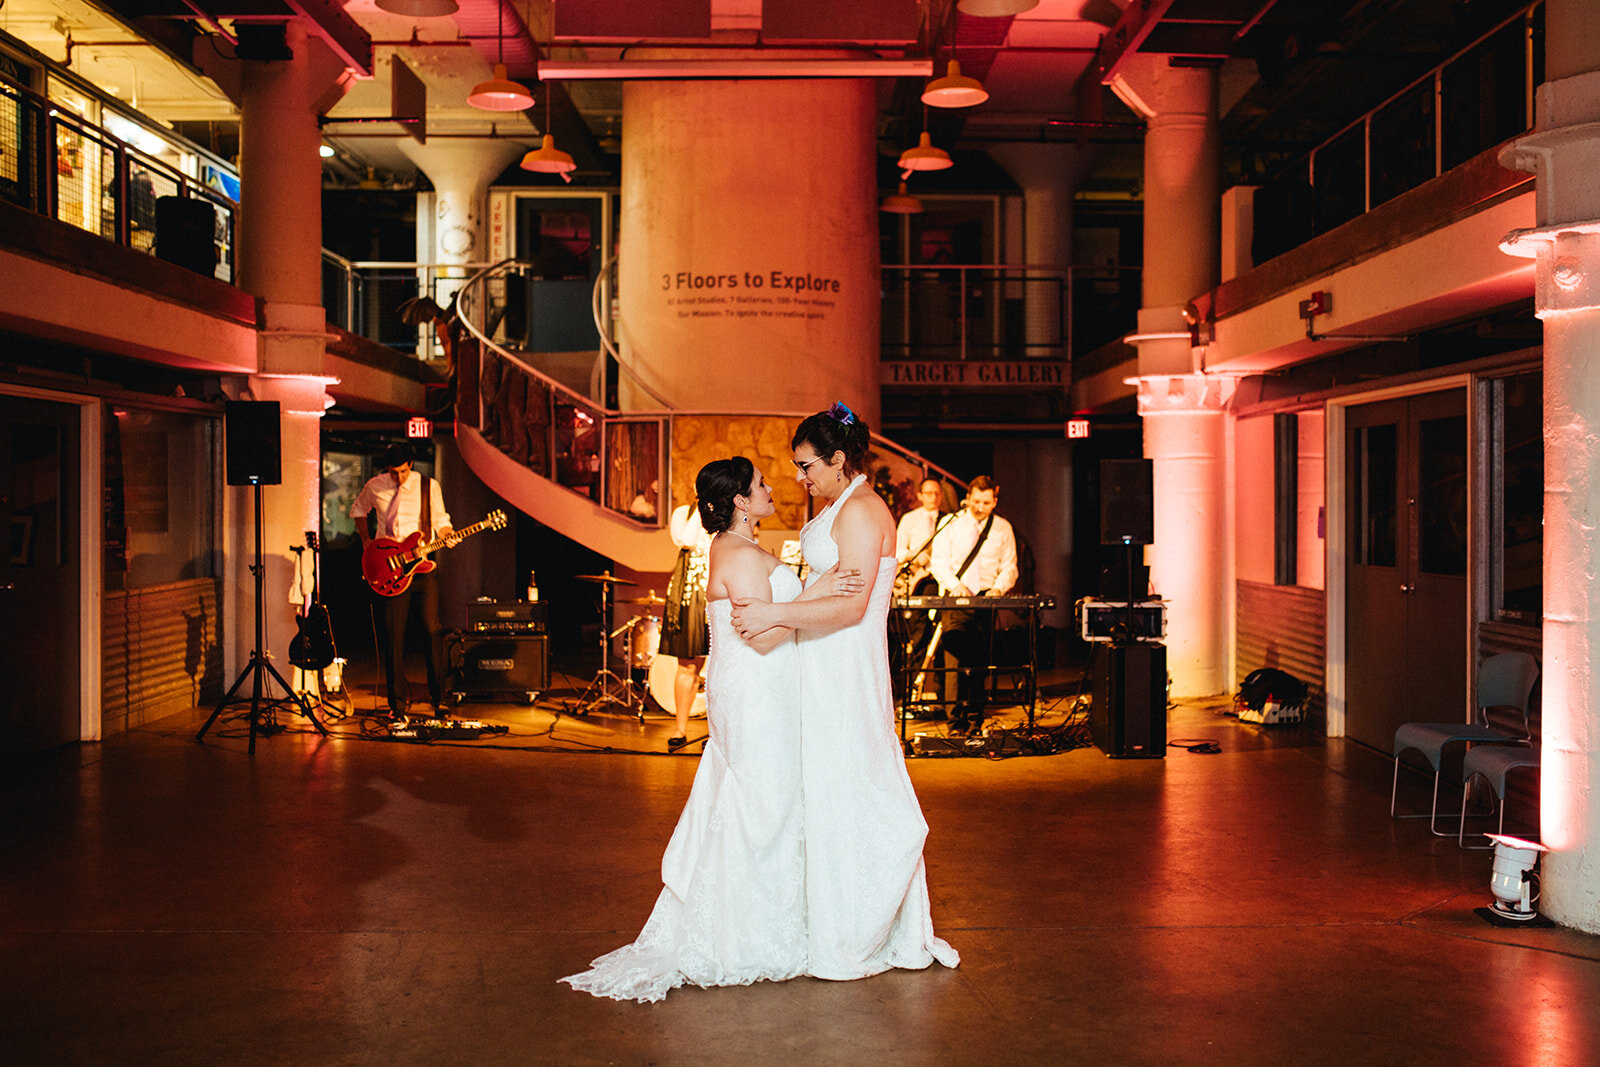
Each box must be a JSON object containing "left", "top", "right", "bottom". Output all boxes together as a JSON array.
[{"left": 3, "top": 677, "right": 1599, "bottom": 1066}]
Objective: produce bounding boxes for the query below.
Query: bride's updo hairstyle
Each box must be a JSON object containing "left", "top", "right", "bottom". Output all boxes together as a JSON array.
[
  {"left": 695, "top": 456, "right": 756, "bottom": 534},
  {"left": 792, "top": 401, "right": 870, "bottom": 476}
]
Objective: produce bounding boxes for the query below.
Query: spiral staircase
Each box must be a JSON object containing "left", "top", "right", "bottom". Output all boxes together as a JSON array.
[{"left": 450, "top": 259, "right": 960, "bottom": 573}]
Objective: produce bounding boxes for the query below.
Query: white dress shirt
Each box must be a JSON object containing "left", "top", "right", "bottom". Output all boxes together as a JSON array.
[
  {"left": 930, "top": 509, "right": 1018, "bottom": 595},
  {"left": 350, "top": 471, "right": 452, "bottom": 541},
  {"left": 895, "top": 506, "right": 944, "bottom": 565}
]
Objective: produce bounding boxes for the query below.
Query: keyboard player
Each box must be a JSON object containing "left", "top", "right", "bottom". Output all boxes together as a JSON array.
[{"left": 928, "top": 476, "right": 1019, "bottom": 735}]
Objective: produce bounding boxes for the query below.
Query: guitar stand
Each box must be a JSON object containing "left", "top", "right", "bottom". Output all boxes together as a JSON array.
[
  {"left": 196, "top": 481, "right": 328, "bottom": 753},
  {"left": 576, "top": 578, "right": 648, "bottom": 722}
]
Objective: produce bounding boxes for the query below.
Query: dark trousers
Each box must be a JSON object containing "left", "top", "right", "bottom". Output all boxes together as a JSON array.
[
  {"left": 372, "top": 571, "right": 444, "bottom": 713},
  {"left": 941, "top": 609, "right": 993, "bottom": 729}
]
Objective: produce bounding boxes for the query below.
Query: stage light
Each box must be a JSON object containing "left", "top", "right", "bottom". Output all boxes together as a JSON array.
[{"left": 1478, "top": 834, "right": 1549, "bottom": 925}]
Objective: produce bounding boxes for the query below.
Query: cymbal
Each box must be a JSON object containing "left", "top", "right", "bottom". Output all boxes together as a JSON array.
[
  {"left": 575, "top": 573, "right": 636, "bottom": 586},
  {"left": 623, "top": 592, "right": 666, "bottom": 605}
]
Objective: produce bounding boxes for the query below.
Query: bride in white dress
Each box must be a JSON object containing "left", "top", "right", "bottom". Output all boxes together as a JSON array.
[
  {"left": 561, "top": 457, "right": 863, "bottom": 1003},
  {"left": 732, "top": 404, "right": 960, "bottom": 981}
]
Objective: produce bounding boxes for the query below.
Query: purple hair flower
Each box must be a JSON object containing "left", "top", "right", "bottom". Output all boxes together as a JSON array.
[{"left": 827, "top": 401, "right": 856, "bottom": 426}]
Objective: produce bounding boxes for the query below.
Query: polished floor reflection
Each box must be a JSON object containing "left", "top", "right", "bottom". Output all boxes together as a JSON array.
[{"left": 3, "top": 688, "right": 1598, "bottom": 1065}]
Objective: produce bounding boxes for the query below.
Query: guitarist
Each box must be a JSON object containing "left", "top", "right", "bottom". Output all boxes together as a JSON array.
[
  {"left": 350, "top": 443, "right": 459, "bottom": 718},
  {"left": 928, "top": 476, "right": 1018, "bottom": 736}
]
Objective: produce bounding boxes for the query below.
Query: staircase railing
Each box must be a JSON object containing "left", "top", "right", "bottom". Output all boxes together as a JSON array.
[{"left": 453, "top": 259, "right": 966, "bottom": 537}]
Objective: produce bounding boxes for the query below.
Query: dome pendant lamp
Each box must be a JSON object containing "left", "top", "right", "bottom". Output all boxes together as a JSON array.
[
  {"left": 957, "top": 0, "right": 1039, "bottom": 15},
  {"left": 880, "top": 182, "right": 924, "bottom": 214},
  {"left": 921, "top": 59, "right": 988, "bottom": 108},
  {"left": 898, "top": 131, "right": 953, "bottom": 179},
  {"left": 521, "top": 79, "right": 575, "bottom": 181},
  {"left": 375, "top": 0, "right": 459, "bottom": 17},
  {"left": 469, "top": 0, "right": 533, "bottom": 111}
]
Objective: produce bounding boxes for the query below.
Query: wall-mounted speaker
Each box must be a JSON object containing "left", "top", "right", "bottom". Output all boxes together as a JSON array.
[
  {"left": 1100, "top": 458, "right": 1153, "bottom": 545},
  {"left": 225, "top": 401, "right": 281, "bottom": 486}
]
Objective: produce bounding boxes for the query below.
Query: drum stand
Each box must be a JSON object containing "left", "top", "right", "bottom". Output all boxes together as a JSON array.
[{"left": 575, "top": 573, "right": 647, "bottom": 721}]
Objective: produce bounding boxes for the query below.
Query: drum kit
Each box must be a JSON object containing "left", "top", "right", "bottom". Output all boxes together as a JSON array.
[{"left": 574, "top": 572, "right": 705, "bottom": 719}]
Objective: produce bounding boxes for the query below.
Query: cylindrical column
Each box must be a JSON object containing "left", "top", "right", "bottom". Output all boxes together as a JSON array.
[
  {"left": 238, "top": 21, "right": 326, "bottom": 323},
  {"left": 1139, "top": 375, "right": 1232, "bottom": 697},
  {"left": 1113, "top": 54, "right": 1220, "bottom": 379},
  {"left": 1497, "top": 0, "right": 1600, "bottom": 936},
  {"left": 399, "top": 139, "right": 525, "bottom": 317},
  {"left": 232, "top": 24, "right": 342, "bottom": 676},
  {"left": 618, "top": 56, "right": 880, "bottom": 422},
  {"left": 1113, "top": 55, "right": 1227, "bottom": 695}
]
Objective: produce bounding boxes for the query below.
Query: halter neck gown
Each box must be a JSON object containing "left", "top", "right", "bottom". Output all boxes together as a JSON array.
[{"left": 798, "top": 474, "right": 959, "bottom": 979}]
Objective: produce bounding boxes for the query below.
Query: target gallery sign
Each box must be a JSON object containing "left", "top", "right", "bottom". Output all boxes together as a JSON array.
[{"left": 881, "top": 360, "right": 1066, "bottom": 389}]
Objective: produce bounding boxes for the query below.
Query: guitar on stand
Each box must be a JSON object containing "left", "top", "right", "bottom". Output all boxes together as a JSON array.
[
  {"left": 290, "top": 531, "right": 349, "bottom": 718},
  {"left": 362, "top": 510, "right": 508, "bottom": 596}
]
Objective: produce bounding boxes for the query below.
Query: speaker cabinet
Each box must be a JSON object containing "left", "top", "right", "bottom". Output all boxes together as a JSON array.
[
  {"left": 154, "top": 195, "right": 217, "bottom": 275},
  {"left": 448, "top": 632, "right": 549, "bottom": 702},
  {"left": 224, "top": 401, "right": 281, "bottom": 486},
  {"left": 1090, "top": 642, "right": 1166, "bottom": 758},
  {"left": 1100, "top": 458, "right": 1153, "bottom": 545}
]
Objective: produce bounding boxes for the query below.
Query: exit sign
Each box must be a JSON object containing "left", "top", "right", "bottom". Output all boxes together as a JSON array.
[
  {"left": 1066, "top": 419, "right": 1092, "bottom": 439},
  {"left": 406, "top": 417, "right": 432, "bottom": 439}
]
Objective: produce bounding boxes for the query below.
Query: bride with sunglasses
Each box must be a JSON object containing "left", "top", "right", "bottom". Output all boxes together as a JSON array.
[{"left": 732, "top": 403, "right": 959, "bottom": 981}]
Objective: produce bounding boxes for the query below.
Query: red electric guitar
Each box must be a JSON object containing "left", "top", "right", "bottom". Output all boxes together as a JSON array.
[{"left": 362, "top": 509, "right": 507, "bottom": 597}]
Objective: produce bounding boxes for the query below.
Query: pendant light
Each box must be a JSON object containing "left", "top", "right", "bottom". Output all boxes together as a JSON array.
[
  {"left": 375, "top": 0, "right": 459, "bottom": 17},
  {"left": 521, "top": 76, "right": 575, "bottom": 181},
  {"left": 898, "top": 131, "right": 952, "bottom": 179},
  {"left": 921, "top": 59, "right": 988, "bottom": 108},
  {"left": 957, "top": 0, "right": 1039, "bottom": 15},
  {"left": 469, "top": 0, "right": 534, "bottom": 111},
  {"left": 880, "top": 182, "right": 924, "bottom": 214}
]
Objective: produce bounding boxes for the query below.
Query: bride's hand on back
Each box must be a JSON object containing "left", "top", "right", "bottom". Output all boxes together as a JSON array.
[{"left": 810, "top": 563, "right": 865, "bottom": 598}]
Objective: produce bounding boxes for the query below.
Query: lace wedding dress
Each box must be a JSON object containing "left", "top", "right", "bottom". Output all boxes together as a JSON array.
[
  {"left": 561, "top": 565, "right": 809, "bottom": 1003},
  {"left": 798, "top": 474, "right": 960, "bottom": 980}
]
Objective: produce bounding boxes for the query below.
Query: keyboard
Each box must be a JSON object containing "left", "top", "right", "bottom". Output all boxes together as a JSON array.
[{"left": 894, "top": 594, "right": 1053, "bottom": 610}]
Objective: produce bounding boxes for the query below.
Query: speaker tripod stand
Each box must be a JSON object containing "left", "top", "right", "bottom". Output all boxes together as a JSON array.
[{"left": 197, "top": 481, "right": 328, "bottom": 753}]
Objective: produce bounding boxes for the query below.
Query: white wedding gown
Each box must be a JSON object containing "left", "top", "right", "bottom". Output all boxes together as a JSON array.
[
  {"left": 561, "top": 565, "right": 808, "bottom": 1003},
  {"left": 798, "top": 474, "right": 960, "bottom": 980}
]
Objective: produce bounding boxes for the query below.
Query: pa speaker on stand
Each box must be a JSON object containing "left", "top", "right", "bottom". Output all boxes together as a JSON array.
[{"left": 1092, "top": 458, "right": 1165, "bottom": 758}]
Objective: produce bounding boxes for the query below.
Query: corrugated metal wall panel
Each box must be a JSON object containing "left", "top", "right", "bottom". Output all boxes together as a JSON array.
[
  {"left": 102, "top": 579, "right": 224, "bottom": 733},
  {"left": 1235, "top": 580, "right": 1326, "bottom": 718}
]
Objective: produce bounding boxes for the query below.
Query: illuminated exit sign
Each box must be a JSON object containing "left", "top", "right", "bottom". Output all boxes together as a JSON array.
[
  {"left": 1066, "top": 419, "right": 1092, "bottom": 439},
  {"left": 407, "top": 417, "right": 432, "bottom": 439}
]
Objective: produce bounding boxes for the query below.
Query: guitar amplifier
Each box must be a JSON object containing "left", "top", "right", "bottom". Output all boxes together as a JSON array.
[
  {"left": 447, "top": 632, "right": 549, "bottom": 703},
  {"left": 467, "top": 599, "right": 548, "bottom": 634}
]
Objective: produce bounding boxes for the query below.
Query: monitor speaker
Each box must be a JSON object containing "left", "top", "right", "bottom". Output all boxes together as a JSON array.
[
  {"left": 225, "top": 401, "right": 282, "bottom": 486},
  {"left": 1090, "top": 642, "right": 1166, "bottom": 758},
  {"left": 1100, "top": 458, "right": 1153, "bottom": 545}
]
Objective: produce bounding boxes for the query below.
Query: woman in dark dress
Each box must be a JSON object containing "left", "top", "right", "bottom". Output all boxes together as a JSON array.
[{"left": 660, "top": 501, "right": 711, "bottom": 749}]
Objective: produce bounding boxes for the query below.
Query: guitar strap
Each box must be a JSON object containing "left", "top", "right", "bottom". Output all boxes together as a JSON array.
[
  {"left": 420, "top": 473, "right": 432, "bottom": 540},
  {"left": 955, "top": 514, "right": 994, "bottom": 586}
]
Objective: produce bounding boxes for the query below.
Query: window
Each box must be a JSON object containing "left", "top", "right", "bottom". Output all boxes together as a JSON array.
[
  {"left": 105, "top": 407, "right": 219, "bottom": 589},
  {"left": 1492, "top": 372, "right": 1541, "bottom": 622}
]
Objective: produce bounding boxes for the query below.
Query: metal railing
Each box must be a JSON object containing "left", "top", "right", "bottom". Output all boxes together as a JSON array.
[
  {"left": 1253, "top": 1, "right": 1542, "bottom": 262},
  {"left": 455, "top": 259, "right": 967, "bottom": 528},
  {"left": 878, "top": 262, "right": 1141, "bottom": 365},
  {"left": 0, "top": 76, "right": 237, "bottom": 283}
]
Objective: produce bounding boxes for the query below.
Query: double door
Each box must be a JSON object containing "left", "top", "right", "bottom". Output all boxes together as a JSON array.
[{"left": 1345, "top": 389, "right": 1468, "bottom": 750}]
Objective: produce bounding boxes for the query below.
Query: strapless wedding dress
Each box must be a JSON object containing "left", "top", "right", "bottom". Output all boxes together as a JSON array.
[
  {"left": 797, "top": 474, "right": 959, "bottom": 980},
  {"left": 561, "top": 565, "right": 808, "bottom": 1002}
]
